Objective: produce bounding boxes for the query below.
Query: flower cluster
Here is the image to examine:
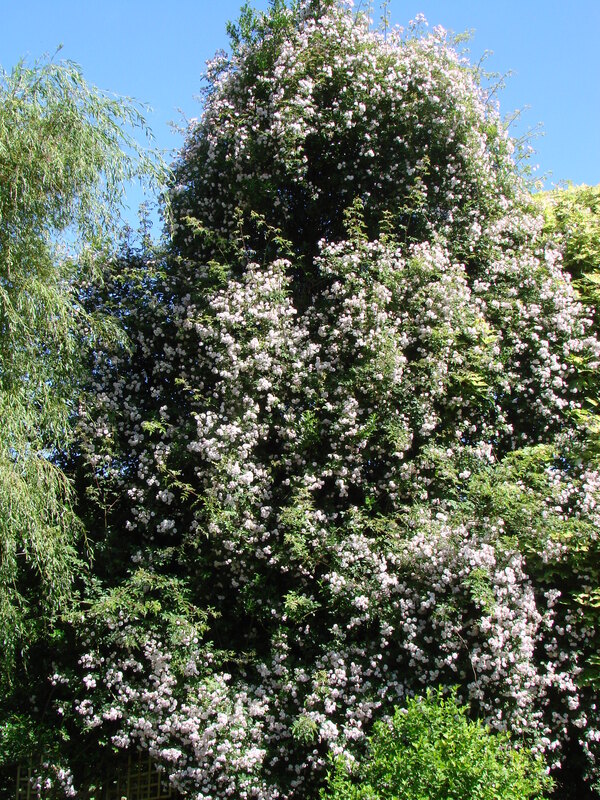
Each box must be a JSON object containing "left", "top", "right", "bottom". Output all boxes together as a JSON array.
[{"left": 171, "top": 0, "right": 518, "bottom": 273}]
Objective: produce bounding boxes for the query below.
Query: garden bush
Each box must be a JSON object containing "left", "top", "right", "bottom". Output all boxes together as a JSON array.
[{"left": 321, "top": 688, "right": 552, "bottom": 800}]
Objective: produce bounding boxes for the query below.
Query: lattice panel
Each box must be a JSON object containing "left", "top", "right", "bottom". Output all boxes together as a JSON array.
[
  {"left": 103, "top": 752, "right": 173, "bottom": 800},
  {"left": 15, "top": 761, "right": 38, "bottom": 800},
  {"left": 15, "top": 753, "right": 174, "bottom": 800}
]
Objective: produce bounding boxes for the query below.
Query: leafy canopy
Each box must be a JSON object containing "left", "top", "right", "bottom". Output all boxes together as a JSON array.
[{"left": 0, "top": 55, "right": 165, "bottom": 688}]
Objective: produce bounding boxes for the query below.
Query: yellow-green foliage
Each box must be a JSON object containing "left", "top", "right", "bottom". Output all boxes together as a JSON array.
[
  {"left": 535, "top": 184, "right": 600, "bottom": 315},
  {"left": 321, "top": 688, "right": 552, "bottom": 800}
]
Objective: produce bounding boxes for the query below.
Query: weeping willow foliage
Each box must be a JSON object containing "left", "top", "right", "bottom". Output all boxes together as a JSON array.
[{"left": 0, "top": 56, "right": 165, "bottom": 687}]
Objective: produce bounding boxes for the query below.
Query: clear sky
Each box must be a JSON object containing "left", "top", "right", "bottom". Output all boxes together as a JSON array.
[{"left": 2, "top": 1, "right": 599, "bottom": 227}]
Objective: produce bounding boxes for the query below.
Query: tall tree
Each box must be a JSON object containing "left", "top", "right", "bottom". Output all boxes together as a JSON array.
[
  {"left": 47, "top": 3, "right": 600, "bottom": 798},
  {"left": 0, "top": 55, "right": 163, "bottom": 689}
]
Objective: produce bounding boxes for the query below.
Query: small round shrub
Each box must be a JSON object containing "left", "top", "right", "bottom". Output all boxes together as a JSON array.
[{"left": 321, "top": 688, "right": 552, "bottom": 800}]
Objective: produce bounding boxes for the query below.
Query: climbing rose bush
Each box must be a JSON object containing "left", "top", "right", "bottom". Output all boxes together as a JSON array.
[{"left": 47, "top": 1, "right": 600, "bottom": 798}]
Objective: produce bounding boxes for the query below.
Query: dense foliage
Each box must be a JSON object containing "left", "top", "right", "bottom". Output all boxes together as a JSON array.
[
  {"left": 320, "top": 688, "right": 552, "bottom": 800},
  {"left": 0, "top": 55, "right": 163, "bottom": 782},
  {"left": 3, "top": 2, "right": 600, "bottom": 799}
]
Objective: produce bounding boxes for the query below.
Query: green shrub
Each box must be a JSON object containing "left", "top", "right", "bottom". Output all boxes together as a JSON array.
[{"left": 321, "top": 689, "right": 552, "bottom": 800}]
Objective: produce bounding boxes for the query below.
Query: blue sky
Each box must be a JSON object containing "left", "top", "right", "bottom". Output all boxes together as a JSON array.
[{"left": 2, "top": 1, "right": 599, "bottom": 227}]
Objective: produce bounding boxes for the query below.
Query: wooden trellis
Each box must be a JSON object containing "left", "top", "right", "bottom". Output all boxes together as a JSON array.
[
  {"left": 15, "top": 753, "right": 174, "bottom": 800},
  {"left": 102, "top": 752, "right": 174, "bottom": 800},
  {"left": 15, "top": 760, "right": 39, "bottom": 800}
]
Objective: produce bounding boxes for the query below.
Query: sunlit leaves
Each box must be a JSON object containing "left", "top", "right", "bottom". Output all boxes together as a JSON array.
[{"left": 0, "top": 57, "right": 165, "bottom": 687}]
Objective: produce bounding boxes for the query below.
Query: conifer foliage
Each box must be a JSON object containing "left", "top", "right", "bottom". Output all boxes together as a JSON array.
[{"left": 27, "top": 2, "right": 600, "bottom": 798}]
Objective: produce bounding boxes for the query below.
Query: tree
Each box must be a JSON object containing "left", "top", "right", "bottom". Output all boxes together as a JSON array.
[
  {"left": 535, "top": 184, "right": 600, "bottom": 300},
  {"left": 0, "top": 55, "right": 164, "bottom": 689},
  {"left": 532, "top": 184, "right": 600, "bottom": 705},
  {"left": 45, "top": 2, "right": 600, "bottom": 798},
  {"left": 535, "top": 183, "right": 600, "bottom": 415}
]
